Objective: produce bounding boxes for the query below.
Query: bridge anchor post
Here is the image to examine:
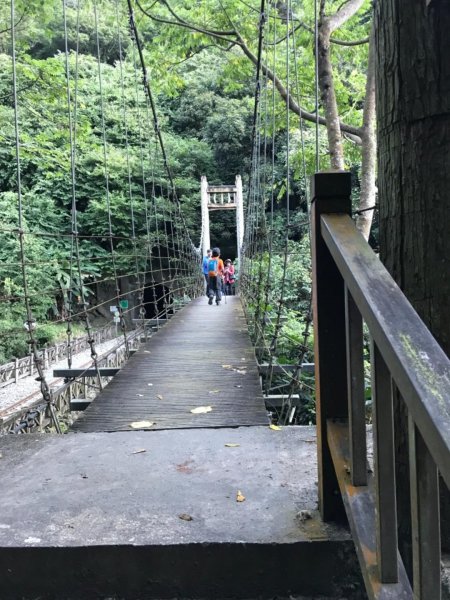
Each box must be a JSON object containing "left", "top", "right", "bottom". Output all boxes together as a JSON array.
[{"left": 310, "top": 171, "right": 352, "bottom": 522}]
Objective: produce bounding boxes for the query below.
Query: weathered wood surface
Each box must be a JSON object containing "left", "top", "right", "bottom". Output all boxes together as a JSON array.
[
  {"left": 321, "top": 213, "right": 450, "bottom": 490},
  {"left": 72, "top": 297, "right": 268, "bottom": 432},
  {"left": 327, "top": 420, "right": 412, "bottom": 600}
]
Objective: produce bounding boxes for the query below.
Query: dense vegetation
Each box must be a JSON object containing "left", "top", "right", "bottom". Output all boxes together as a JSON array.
[{"left": 0, "top": 0, "right": 372, "bottom": 390}]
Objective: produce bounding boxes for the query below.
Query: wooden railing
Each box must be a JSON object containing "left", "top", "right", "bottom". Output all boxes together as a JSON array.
[{"left": 311, "top": 172, "right": 450, "bottom": 600}]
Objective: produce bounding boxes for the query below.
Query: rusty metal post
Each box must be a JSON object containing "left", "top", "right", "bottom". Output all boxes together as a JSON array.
[{"left": 310, "top": 171, "right": 352, "bottom": 521}]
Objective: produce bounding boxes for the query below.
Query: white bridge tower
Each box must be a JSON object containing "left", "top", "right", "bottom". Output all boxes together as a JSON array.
[{"left": 200, "top": 175, "right": 244, "bottom": 264}]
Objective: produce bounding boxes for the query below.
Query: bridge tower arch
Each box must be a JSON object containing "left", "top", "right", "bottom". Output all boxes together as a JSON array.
[{"left": 200, "top": 175, "right": 244, "bottom": 264}]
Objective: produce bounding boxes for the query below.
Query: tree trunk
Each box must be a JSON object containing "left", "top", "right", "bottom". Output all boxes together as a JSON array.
[
  {"left": 355, "top": 26, "right": 376, "bottom": 240},
  {"left": 318, "top": 17, "right": 345, "bottom": 169},
  {"left": 375, "top": 0, "right": 450, "bottom": 576}
]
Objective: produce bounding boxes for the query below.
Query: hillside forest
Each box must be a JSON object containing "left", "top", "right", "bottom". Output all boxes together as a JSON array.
[{"left": 0, "top": 0, "right": 373, "bottom": 412}]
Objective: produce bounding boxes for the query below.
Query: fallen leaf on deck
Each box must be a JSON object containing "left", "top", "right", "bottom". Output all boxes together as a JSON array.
[
  {"left": 178, "top": 513, "right": 193, "bottom": 521},
  {"left": 236, "top": 370, "right": 247, "bottom": 375},
  {"left": 225, "top": 443, "right": 240, "bottom": 448},
  {"left": 234, "top": 384, "right": 242, "bottom": 388},
  {"left": 148, "top": 383, "right": 153, "bottom": 386},
  {"left": 190, "top": 406, "right": 212, "bottom": 414},
  {"left": 144, "top": 350, "right": 151, "bottom": 354},
  {"left": 129, "top": 420, "right": 154, "bottom": 429},
  {"left": 136, "top": 394, "right": 143, "bottom": 397},
  {"left": 236, "top": 490, "right": 246, "bottom": 502},
  {"left": 222, "top": 364, "right": 232, "bottom": 369},
  {"left": 131, "top": 449, "right": 147, "bottom": 455},
  {"left": 209, "top": 389, "right": 220, "bottom": 394},
  {"left": 270, "top": 424, "right": 282, "bottom": 431},
  {"left": 156, "top": 394, "right": 163, "bottom": 400}
]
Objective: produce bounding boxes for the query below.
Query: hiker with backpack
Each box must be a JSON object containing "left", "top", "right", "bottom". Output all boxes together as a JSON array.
[
  {"left": 202, "top": 248, "right": 212, "bottom": 296},
  {"left": 223, "top": 259, "right": 235, "bottom": 296},
  {"left": 207, "top": 247, "right": 224, "bottom": 306}
]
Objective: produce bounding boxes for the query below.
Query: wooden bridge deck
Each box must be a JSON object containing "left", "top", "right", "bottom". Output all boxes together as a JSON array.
[{"left": 72, "top": 296, "right": 268, "bottom": 432}]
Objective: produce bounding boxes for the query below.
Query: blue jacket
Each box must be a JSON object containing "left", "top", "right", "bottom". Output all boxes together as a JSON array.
[{"left": 202, "top": 255, "right": 210, "bottom": 275}]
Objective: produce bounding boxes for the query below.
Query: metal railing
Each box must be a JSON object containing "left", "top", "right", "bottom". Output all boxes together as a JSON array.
[
  {"left": 0, "top": 323, "right": 118, "bottom": 389},
  {"left": 311, "top": 172, "right": 450, "bottom": 600},
  {"left": 0, "top": 327, "right": 144, "bottom": 434}
]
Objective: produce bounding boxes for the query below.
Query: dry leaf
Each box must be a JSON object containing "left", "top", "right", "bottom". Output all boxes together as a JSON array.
[
  {"left": 236, "top": 490, "right": 246, "bottom": 502},
  {"left": 156, "top": 394, "right": 163, "bottom": 400},
  {"left": 225, "top": 443, "right": 240, "bottom": 448},
  {"left": 136, "top": 394, "right": 143, "bottom": 397},
  {"left": 144, "top": 350, "right": 151, "bottom": 354},
  {"left": 222, "top": 364, "right": 232, "bottom": 369},
  {"left": 190, "top": 406, "right": 212, "bottom": 414},
  {"left": 131, "top": 449, "right": 147, "bottom": 455},
  {"left": 178, "top": 513, "right": 193, "bottom": 521},
  {"left": 236, "top": 370, "right": 247, "bottom": 375},
  {"left": 209, "top": 389, "right": 220, "bottom": 394},
  {"left": 129, "top": 420, "right": 154, "bottom": 429},
  {"left": 270, "top": 424, "right": 282, "bottom": 431},
  {"left": 148, "top": 383, "right": 153, "bottom": 386},
  {"left": 234, "top": 384, "right": 242, "bottom": 388}
]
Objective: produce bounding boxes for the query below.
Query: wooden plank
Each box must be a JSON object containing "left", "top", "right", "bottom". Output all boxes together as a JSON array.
[
  {"left": 321, "top": 213, "right": 450, "bottom": 489},
  {"left": 53, "top": 368, "right": 120, "bottom": 378},
  {"left": 258, "top": 363, "right": 315, "bottom": 374},
  {"left": 69, "top": 399, "right": 92, "bottom": 411},
  {"left": 371, "top": 342, "right": 398, "bottom": 582},
  {"left": 408, "top": 415, "right": 441, "bottom": 599},
  {"left": 327, "top": 420, "right": 412, "bottom": 600},
  {"left": 72, "top": 297, "right": 268, "bottom": 432},
  {"left": 345, "top": 287, "right": 367, "bottom": 486},
  {"left": 310, "top": 171, "right": 352, "bottom": 522}
]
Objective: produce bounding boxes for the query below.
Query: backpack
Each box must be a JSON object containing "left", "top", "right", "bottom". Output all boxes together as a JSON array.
[{"left": 208, "top": 258, "right": 219, "bottom": 277}]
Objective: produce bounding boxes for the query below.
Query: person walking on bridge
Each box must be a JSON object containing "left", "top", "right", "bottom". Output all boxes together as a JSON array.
[
  {"left": 207, "top": 247, "right": 224, "bottom": 306},
  {"left": 202, "top": 248, "right": 212, "bottom": 296}
]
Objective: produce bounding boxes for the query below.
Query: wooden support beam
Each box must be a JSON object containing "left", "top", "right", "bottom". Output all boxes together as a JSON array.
[
  {"left": 258, "top": 363, "right": 315, "bottom": 374},
  {"left": 69, "top": 399, "right": 92, "bottom": 411},
  {"left": 264, "top": 395, "right": 303, "bottom": 408},
  {"left": 53, "top": 368, "right": 120, "bottom": 378},
  {"left": 327, "top": 420, "right": 412, "bottom": 599},
  {"left": 311, "top": 171, "right": 352, "bottom": 522}
]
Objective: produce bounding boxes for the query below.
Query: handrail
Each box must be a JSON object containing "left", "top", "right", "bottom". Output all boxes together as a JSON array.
[
  {"left": 311, "top": 171, "right": 449, "bottom": 600},
  {"left": 0, "top": 323, "right": 119, "bottom": 389},
  {"left": 321, "top": 213, "right": 450, "bottom": 487}
]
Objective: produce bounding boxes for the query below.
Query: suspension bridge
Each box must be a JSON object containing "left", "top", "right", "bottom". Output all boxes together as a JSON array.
[{"left": 0, "top": 1, "right": 449, "bottom": 599}]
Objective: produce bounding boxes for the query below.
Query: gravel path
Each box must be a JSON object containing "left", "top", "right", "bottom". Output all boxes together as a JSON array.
[{"left": 0, "top": 336, "right": 124, "bottom": 417}]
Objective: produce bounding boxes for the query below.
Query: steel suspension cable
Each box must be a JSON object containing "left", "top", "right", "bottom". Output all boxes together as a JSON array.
[
  {"left": 114, "top": 0, "right": 147, "bottom": 332},
  {"left": 62, "top": 0, "right": 103, "bottom": 389},
  {"left": 10, "top": 0, "right": 61, "bottom": 432},
  {"left": 93, "top": 0, "right": 130, "bottom": 357}
]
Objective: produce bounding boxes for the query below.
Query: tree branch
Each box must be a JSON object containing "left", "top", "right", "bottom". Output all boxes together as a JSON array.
[
  {"left": 160, "top": 0, "right": 236, "bottom": 37},
  {"left": 234, "top": 29, "right": 362, "bottom": 140},
  {"left": 0, "top": 11, "right": 26, "bottom": 35},
  {"left": 328, "top": 0, "right": 365, "bottom": 33},
  {"left": 137, "top": 0, "right": 362, "bottom": 141},
  {"left": 135, "top": 0, "right": 240, "bottom": 45}
]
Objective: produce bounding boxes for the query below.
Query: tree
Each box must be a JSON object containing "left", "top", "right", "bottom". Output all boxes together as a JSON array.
[
  {"left": 375, "top": 0, "right": 450, "bottom": 572},
  {"left": 135, "top": 0, "right": 376, "bottom": 237}
]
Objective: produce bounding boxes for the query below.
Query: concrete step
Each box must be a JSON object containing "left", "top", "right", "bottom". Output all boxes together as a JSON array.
[{"left": 0, "top": 426, "right": 366, "bottom": 599}]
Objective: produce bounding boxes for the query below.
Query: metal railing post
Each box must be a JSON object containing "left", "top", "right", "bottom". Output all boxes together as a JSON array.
[{"left": 310, "top": 171, "right": 352, "bottom": 521}]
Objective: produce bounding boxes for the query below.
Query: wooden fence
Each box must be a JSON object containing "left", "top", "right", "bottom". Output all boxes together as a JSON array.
[{"left": 311, "top": 171, "right": 450, "bottom": 600}]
